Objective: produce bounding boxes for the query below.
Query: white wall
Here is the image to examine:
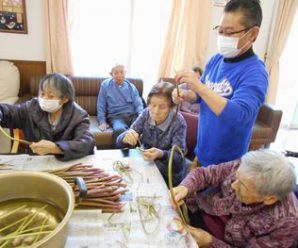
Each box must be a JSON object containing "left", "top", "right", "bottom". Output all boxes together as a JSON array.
[
  {"left": 0, "top": 0, "right": 46, "bottom": 61},
  {"left": 206, "top": 0, "right": 276, "bottom": 63}
]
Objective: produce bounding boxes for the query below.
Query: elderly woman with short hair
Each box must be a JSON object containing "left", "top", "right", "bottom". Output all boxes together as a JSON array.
[
  {"left": 0, "top": 73, "right": 95, "bottom": 161},
  {"left": 117, "top": 81, "right": 187, "bottom": 186},
  {"left": 173, "top": 150, "right": 298, "bottom": 247}
]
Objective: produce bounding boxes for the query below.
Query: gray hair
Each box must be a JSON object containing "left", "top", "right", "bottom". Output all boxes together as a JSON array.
[
  {"left": 147, "top": 81, "right": 176, "bottom": 108},
  {"left": 239, "top": 149, "right": 297, "bottom": 200},
  {"left": 39, "top": 73, "right": 75, "bottom": 102},
  {"left": 110, "top": 64, "right": 125, "bottom": 73}
]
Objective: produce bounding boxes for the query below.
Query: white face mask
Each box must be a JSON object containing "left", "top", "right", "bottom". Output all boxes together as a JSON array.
[
  {"left": 38, "top": 97, "right": 62, "bottom": 113},
  {"left": 217, "top": 35, "right": 241, "bottom": 58},
  {"left": 217, "top": 28, "right": 252, "bottom": 58}
]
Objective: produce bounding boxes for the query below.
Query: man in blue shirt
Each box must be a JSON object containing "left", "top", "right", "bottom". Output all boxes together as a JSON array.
[
  {"left": 173, "top": 0, "right": 268, "bottom": 167},
  {"left": 97, "top": 64, "right": 144, "bottom": 142}
]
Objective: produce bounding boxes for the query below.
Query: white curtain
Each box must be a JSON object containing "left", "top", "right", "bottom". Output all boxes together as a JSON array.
[
  {"left": 158, "top": 0, "right": 212, "bottom": 79},
  {"left": 265, "top": 0, "right": 298, "bottom": 104},
  {"left": 45, "top": 0, "right": 73, "bottom": 74}
]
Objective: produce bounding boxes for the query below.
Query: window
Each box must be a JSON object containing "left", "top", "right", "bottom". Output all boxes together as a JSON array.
[
  {"left": 270, "top": 10, "right": 298, "bottom": 153},
  {"left": 70, "top": 0, "right": 172, "bottom": 97},
  {"left": 277, "top": 10, "right": 298, "bottom": 128}
]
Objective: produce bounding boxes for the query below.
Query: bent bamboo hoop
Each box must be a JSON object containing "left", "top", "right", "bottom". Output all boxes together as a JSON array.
[
  {"left": 0, "top": 125, "right": 31, "bottom": 145},
  {"left": 168, "top": 144, "right": 190, "bottom": 226}
]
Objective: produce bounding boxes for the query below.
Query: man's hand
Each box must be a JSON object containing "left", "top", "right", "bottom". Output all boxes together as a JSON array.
[
  {"left": 142, "top": 147, "right": 163, "bottom": 161},
  {"left": 176, "top": 70, "right": 227, "bottom": 116},
  {"left": 123, "top": 129, "right": 139, "bottom": 146},
  {"left": 175, "top": 71, "right": 203, "bottom": 92},
  {"left": 99, "top": 122, "right": 110, "bottom": 131},
  {"left": 30, "top": 140, "right": 63, "bottom": 155},
  {"left": 171, "top": 185, "right": 188, "bottom": 208},
  {"left": 186, "top": 225, "right": 213, "bottom": 248},
  {"left": 172, "top": 88, "right": 190, "bottom": 104}
]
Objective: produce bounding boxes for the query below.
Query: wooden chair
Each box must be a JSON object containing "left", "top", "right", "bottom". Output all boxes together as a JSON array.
[
  {"left": 10, "top": 128, "right": 28, "bottom": 154},
  {"left": 10, "top": 129, "right": 21, "bottom": 153}
]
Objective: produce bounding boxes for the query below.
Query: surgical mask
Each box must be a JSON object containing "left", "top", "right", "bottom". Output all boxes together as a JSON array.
[
  {"left": 217, "top": 31, "right": 250, "bottom": 58},
  {"left": 38, "top": 97, "right": 62, "bottom": 113}
]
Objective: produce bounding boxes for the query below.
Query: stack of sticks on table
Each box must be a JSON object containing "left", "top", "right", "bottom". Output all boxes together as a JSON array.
[{"left": 50, "top": 163, "right": 128, "bottom": 213}]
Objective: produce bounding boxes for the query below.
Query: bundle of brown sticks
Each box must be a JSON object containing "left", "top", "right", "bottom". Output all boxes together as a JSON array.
[{"left": 50, "top": 163, "right": 128, "bottom": 213}]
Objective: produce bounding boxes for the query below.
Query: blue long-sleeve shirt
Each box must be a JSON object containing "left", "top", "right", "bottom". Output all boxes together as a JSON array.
[
  {"left": 97, "top": 78, "right": 144, "bottom": 124},
  {"left": 196, "top": 53, "right": 268, "bottom": 166}
]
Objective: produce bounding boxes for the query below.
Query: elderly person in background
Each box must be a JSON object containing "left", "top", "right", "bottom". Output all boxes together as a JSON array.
[
  {"left": 173, "top": 150, "right": 298, "bottom": 247},
  {"left": 117, "top": 82, "right": 187, "bottom": 186},
  {"left": 97, "top": 64, "right": 144, "bottom": 142},
  {"left": 180, "top": 66, "right": 202, "bottom": 114},
  {"left": 0, "top": 73, "right": 95, "bottom": 161}
]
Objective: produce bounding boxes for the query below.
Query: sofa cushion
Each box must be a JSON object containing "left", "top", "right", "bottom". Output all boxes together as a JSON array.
[
  {"left": 76, "top": 96, "right": 98, "bottom": 116},
  {"left": 0, "top": 61, "right": 20, "bottom": 102},
  {"left": 251, "top": 120, "right": 272, "bottom": 139},
  {"left": 89, "top": 116, "right": 114, "bottom": 148},
  {"left": 69, "top": 76, "right": 101, "bottom": 96}
]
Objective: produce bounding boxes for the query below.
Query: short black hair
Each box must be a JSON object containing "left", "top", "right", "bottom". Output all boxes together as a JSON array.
[
  {"left": 39, "top": 73, "right": 75, "bottom": 102},
  {"left": 224, "top": 0, "right": 262, "bottom": 27}
]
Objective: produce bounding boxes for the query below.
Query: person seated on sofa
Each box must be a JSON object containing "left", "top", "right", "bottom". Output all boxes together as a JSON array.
[
  {"left": 117, "top": 82, "right": 187, "bottom": 186},
  {"left": 97, "top": 64, "right": 144, "bottom": 142},
  {"left": 0, "top": 73, "right": 95, "bottom": 161},
  {"left": 172, "top": 149, "right": 298, "bottom": 247},
  {"left": 180, "top": 66, "right": 203, "bottom": 114}
]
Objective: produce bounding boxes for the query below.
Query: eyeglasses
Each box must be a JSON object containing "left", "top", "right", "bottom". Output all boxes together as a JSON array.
[{"left": 213, "top": 25, "right": 252, "bottom": 36}]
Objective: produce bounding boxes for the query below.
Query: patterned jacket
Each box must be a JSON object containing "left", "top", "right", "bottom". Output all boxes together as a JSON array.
[
  {"left": 117, "top": 108, "right": 187, "bottom": 186},
  {"left": 181, "top": 160, "right": 298, "bottom": 247}
]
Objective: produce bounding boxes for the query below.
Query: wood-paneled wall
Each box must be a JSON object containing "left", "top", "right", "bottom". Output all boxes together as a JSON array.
[{"left": 1, "top": 59, "right": 46, "bottom": 97}]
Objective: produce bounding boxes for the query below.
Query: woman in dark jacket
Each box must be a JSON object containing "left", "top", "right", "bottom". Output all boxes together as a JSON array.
[{"left": 0, "top": 73, "right": 95, "bottom": 161}]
